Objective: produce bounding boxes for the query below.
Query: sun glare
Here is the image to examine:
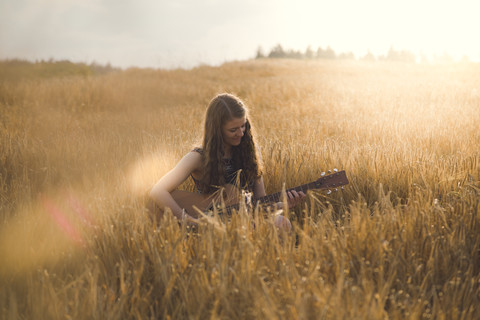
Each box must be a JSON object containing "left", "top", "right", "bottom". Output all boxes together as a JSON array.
[
  {"left": 126, "top": 151, "right": 178, "bottom": 197},
  {"left": 274, "top": 0, "right": 480, "bottom": 61}
]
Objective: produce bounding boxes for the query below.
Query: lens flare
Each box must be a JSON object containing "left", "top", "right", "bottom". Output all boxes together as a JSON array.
[
  {"left": 0, "top": 192, "right": 95, "bottom": 277},
  {"left": 43, "top": 198, "right": 84, "bottom": 245}
]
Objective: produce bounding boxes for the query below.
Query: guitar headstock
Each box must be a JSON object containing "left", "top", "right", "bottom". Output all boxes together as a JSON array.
[{"left": 314, "top": 169, "right": 349, "bottom": 191}]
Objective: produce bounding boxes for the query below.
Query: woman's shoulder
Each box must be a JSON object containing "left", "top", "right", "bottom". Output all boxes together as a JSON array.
[
  {"left": 182, "top": 149, "right": 203, "bottom": 178},
  {"left": 180, "top": 148, "right": 203, "bottom": 171},
  {"left": 191, "top": 147, "right": 203, "bottom": 154},
  {"left": 184, "top": 148, "right": 203, "bottom": 162}
]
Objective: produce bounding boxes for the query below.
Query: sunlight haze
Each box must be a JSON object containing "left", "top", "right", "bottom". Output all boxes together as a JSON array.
[{"left": 1, "top": 0, "right": 479, "bottom": 68}]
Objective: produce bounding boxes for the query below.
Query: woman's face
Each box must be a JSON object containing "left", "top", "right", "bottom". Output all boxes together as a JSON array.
[{"left": 222, "top": 116, "right": 246, "bottom": 147}]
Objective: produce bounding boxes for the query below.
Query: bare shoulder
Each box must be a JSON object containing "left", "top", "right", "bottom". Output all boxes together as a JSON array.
[{"left": 178, "top": 150, "right": 202, "bottom": 172}]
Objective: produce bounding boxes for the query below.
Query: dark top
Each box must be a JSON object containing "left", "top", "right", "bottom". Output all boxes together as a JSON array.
[{"left": 191, "top": 148, "right": 247, "bottom": 193}]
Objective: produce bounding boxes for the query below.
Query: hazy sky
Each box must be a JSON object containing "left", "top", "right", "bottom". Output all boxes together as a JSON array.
[{"left": 1, "top": 0, "right": 479, "bottom": 69}]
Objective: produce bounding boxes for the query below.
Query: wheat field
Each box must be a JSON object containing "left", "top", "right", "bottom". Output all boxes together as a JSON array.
[{"left": 0, "top": 59, "right": 479, "bottom": 319}]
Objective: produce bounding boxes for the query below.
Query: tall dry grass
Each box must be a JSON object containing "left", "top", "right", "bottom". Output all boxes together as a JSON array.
[{"left": 0, "top": 59, "right": 479, "bottom": 319}]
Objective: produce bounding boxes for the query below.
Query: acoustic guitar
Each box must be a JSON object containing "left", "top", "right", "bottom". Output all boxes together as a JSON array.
[{"left": 167, "top": 170, "right": 349, "bottom": 217}]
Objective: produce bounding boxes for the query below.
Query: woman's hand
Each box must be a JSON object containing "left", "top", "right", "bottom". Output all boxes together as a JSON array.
[
  {"left": 182, "top": 211, "right": 200, "bottom": 229},
  {"left": 274, "top": 215, "right": 292, "bottom": 233},
  {"left": 275, "top": 189, "right": 307, "bottom": 209}
]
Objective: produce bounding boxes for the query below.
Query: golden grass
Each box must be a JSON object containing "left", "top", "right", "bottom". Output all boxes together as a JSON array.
[{"left": 1, "top": 59, "right": 479, "bottom": 319}]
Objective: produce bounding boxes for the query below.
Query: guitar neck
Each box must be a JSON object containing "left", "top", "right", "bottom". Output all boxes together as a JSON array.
[
  {"left": 255, "top": 182, "right": 318, "bottom": 204},
  {"left": 214, "top": 170, "right": 348, "bottom": 216}
]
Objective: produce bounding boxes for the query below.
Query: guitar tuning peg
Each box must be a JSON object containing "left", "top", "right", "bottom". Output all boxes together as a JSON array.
[
  {"left": 334, "top": 168, "right": 338, "bottom": 172},
  {"left": 327, "top": 190, "right": 332, "bottom": 195},
  {"left": 328, "top": 170, "right": 332, "bottom": 174},
  {"left": 335, "top": 188, "right": 338, "bottom": 192},
  {"left": 321, "top": 172, "right": 326, "bottom": 176},
  {"left": 341, "top": 186, "right": 344, "bottom": 190}
]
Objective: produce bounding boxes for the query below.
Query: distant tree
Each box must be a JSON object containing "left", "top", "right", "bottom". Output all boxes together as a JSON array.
[
  {"left": 398, "top": 50, "right": 416, "bottom": 63},
  {"left": 338, "top": 51, "right": 355, "bottom": 60},
  {"left": 89, "top": 62, "right": 117, "bottom": 74},
  {"left": 386, "top": 46, "right": 400, "bottom": 61},
  {"left": 325, "top": 46, "right": 336, "bottom": 59},
  {"left": 316, "top": 46, "right": 336, "bottom": 59},
  {"left": 286, "top": 49, "right": 303, "bottom": 59},
  {"left": 386, "top": 46, "right": 416, "bottom": 63},
  {"left": 255, "top": 46, "right": 265, "bottom": 59},
  {"left": 316, "top": 47, "right": 325, "bottom": 59},
  {"left": 305, "top": 46, "right": 314, "bottom": 59},
  {"left": 268, "top": 44, "right": 286, "bottom": 58},
  {"left": 361, "top": 50, "right": 376, "bottom": 61}
]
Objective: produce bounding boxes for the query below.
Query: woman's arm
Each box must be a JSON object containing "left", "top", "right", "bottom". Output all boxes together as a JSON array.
[
  {"left": 252, "top": 176, "right": 267, "bottom": 199},
  {"left": 149, "top": 151, "right": 202, "bottom": 222}
]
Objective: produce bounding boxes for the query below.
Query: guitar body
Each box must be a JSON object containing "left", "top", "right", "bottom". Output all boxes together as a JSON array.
[
  {"left": 170, "top": 190, "right": 212, "bottom": 215},
  {"left": 171, "top": 184, "right": 242, "bottom": 218}
]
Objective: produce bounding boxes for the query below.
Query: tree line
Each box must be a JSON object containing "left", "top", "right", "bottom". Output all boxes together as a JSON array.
[
  {"left": 0, "top": 59, "right": 119, "bottom": 82},
  {"left": 256, "top": 44, "right": 467, "bottom": 64}
]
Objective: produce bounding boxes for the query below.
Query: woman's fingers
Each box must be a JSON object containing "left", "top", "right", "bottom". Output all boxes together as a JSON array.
[
  {"left": 287, "top": 190, "right": 306, "bottom": 208},
  {"left": 273, "top": 190, "right": 307, "bottom": 209}
]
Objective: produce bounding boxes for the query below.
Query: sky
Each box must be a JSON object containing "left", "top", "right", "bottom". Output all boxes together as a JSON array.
[{"left": 1, "top": 0, "right": 480, "bottom": 69}]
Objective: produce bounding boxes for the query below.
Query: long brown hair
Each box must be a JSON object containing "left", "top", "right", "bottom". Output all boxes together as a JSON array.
[{"left": 198, "top": 93, "right": 263, "bottom": 193}]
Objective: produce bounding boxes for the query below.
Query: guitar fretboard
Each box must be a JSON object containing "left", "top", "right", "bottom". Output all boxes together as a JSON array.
[{"left": 255, "top": 182, "right": 318, "bottom": 204}]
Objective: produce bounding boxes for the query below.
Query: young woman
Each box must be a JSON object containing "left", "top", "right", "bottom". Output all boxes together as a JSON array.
[{"left": 149, "top": 93, "right": 305, "bottom": 228}]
